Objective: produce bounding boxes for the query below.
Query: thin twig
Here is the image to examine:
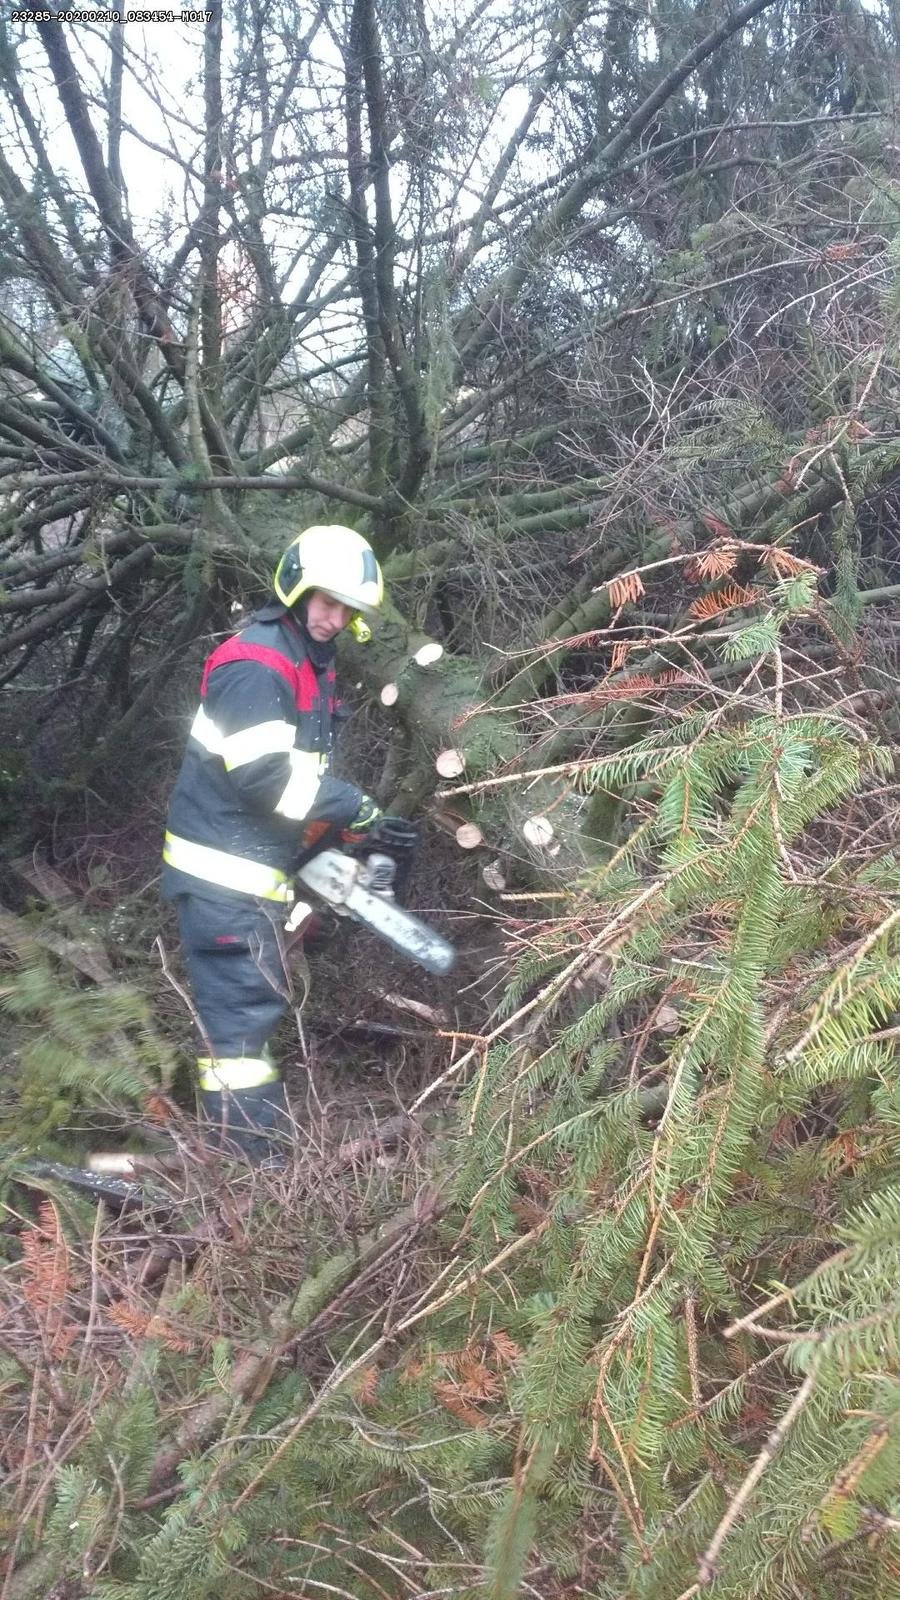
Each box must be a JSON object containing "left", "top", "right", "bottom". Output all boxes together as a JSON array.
[{"left": 688, "top": 1367, "right": 817, "bottom": 1590}]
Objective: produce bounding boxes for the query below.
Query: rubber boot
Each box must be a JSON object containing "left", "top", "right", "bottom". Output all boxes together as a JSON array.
[{"left": 200, "top": 1080, "right": 292, "bottom": 1164}]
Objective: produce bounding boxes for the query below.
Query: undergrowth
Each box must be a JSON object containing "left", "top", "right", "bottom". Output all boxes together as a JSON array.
[{"left": 1, "top": 575, "right": 899, "bottom": 1600}]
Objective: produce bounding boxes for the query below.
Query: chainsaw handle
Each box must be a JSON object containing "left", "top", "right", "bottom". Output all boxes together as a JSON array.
[{"left": 294, "top": 816, "right": 419, "bottom": 899}]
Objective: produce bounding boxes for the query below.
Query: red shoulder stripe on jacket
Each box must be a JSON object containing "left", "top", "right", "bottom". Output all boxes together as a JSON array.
[{"left": 200, "top": 638, "right": 317, "bottom": 711}]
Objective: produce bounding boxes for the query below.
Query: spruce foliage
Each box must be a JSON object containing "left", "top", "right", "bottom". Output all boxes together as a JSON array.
[
  {"left": 3, "top": 574, "right": 899, "bottom": 1599},
  {"left": 0, "top": 918, "right": 173, "bottom": 1147}
]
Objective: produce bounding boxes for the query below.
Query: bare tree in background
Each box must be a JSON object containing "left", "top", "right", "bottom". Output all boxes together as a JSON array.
[{"left": 0, "top": 0, "right": 898, "bottom": 830}]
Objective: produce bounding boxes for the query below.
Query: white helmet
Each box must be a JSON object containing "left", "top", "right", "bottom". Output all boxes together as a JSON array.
[{"left": 273, "top": 525, "right": 384, "bottom": 641}]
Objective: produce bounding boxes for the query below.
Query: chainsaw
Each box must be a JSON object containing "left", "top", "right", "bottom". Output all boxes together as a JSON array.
[{"left": 291, "top": 817, "right": 456, "bottom": 977}]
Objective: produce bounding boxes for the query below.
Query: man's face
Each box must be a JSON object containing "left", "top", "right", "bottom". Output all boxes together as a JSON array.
[{"left": 305, "top": 589, "right": 354, "bottom": 642}]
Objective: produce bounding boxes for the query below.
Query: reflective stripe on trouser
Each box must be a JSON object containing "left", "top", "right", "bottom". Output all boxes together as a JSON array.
[
  {"left": 163, "top": 831, "right": 293, "bottom": 903},
  {"left": 174, "top": 892, "right": 293, "bottom": 1062},
  {"left": 197, "top": 1055, "right": 279, "bottom": 1092}
]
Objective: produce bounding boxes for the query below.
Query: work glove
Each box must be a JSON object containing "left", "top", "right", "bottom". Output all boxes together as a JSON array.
[
  {"left": 299, "top": 794, "right": 381, "bottom": 855},
  {"left": 340, "top": 793, "right": 383, "bottom": 844},
  {"left": 201, "top": 1081, "right": 292, "bottom": 1165}
]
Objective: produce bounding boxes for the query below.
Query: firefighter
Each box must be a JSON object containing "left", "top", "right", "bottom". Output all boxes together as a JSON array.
[{"left": 162, "top": 525, "right": 385, "bottom": 1159}]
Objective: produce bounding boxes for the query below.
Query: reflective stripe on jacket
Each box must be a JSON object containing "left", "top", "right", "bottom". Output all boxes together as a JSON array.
[{"left": 162, "top": 604, "right": 362, "bottom": 902}]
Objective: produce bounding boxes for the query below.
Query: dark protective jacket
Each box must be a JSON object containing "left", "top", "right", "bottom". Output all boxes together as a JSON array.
[{"left": 162, "top": 603, "right": 363, "bottom": 904}]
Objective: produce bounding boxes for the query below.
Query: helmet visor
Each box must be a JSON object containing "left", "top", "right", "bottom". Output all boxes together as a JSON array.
[{"left": 313, "top": 585, "right": 377, "bottom": 616}]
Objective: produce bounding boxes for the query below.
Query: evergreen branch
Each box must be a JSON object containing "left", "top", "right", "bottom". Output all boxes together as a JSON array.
[
  {"left": 224, "top": 1218, "right": 552, "bottom": 1519},
  {"left": 407, "top": 865, "right": 691, "bottom": 1114},
  {"left": 781, "top": 906, "right": 900, "bottom": 1065},
  {"left": 684, "top": 1366, "right": 818, "bottom": 1593},
  {"left": 144, "top": 1190, "right": 441, "bottom": 1494}
]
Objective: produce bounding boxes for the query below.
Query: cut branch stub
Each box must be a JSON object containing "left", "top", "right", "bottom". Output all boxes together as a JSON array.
[
  {"left": 376, "top": 646, "right": 442, "bottom": 709},
  {"left": 88, "top": 1153, "right": 137, "bottom": 1177},
  {"left": 455, "top": 823, "right": 484, "bottom": 850},
  {"left": 435, "top": 748, "right": 466, "bottom": 779},
  {"left": 482, "top": 859, "right": 507, "bottom": 891},
  {"left": 413, "top": 642, "right": 444, "bottom": 667},
  {"left": 522, "top": 815, "right": 555, "bottom": 851},
  {"left": 654, "top": 1003, "right": 681, "bottom": 1035}
]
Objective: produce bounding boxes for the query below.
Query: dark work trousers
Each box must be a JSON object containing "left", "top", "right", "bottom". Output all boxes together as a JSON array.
[{"left": 174, "top": 891, "right": 293, "bottom": 1058}]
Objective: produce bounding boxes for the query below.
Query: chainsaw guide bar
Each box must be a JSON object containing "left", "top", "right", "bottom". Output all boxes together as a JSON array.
[{"left": 296, "top": 849, "right": 456, "bottom": 975}]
